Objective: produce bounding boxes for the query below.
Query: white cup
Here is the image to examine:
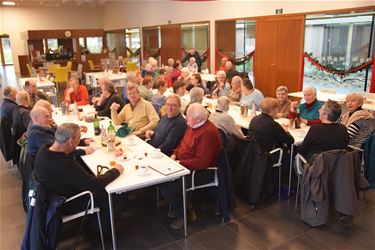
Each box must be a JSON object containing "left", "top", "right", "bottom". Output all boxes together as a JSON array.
[
  {"left": 138, "top": 165, "right": 148, "bottom": 175},
  {"left": 151, "top": 148, "right": 161, "bottom": 158}
]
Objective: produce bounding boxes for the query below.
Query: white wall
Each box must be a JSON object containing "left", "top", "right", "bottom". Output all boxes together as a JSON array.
[
  {"left": 102, "top": 1, "right": 373, "bottom": 73},
  {"left": 1, "top": 6, "right": 103, "bottom": 73}
]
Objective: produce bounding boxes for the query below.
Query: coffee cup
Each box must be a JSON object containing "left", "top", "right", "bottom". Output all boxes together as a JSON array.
[
  {"left": 151, "top": 148, "right": 161, "bottom": 158},
  {"left": 138, "top": 165, "right": 148, "bottom": 176}
]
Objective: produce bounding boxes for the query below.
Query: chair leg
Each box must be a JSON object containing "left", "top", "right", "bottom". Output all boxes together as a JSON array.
[
  {"left": 96, "top": 211, "right": 105, "bottom": 250},
  {"left": 294, "top": 175, "right": 300, "bottom": 211}
]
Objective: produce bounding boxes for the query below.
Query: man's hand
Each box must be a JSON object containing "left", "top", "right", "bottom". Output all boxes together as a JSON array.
[
  {"left": 84, "top": 146, "right": 95, "bottom": 155},
  {"left": 170, "top": 154, "right": 177, "bottom": 161},
  {"left": 110, "top": 102, "right": 120, "bottom": 111},
  {"left": 145, "top": 130, "right": 154, "bottom": 140},
  {"left": 290, "top": 101, "right": 298, "bottom": 112},
  {"left": 84, "top": 138, "right": 94, "bottom": 145},
  {"left": 132, "top": 130, "right": 142, "bottom": 136},
  {"left": 114, "top": 164, "right": 124, "bottom": 174}
]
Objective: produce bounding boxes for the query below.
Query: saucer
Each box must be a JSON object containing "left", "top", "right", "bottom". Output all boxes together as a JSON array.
[
  {"left": 125, "top": 140, "right": 137, "bottom": 146},
  {"left": 150, "top": 154, "right": 163, "bottom": 159},
  {"left": 136, "top": 169, "right": 151, "bottom": 177}
]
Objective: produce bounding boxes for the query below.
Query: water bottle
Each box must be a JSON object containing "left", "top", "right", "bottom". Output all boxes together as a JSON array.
[
  {"left": 100, "top": 125, "right": 107, "bottom": 144},
  {"left": 93, "top": 115, "right": 100, "bottom": 136},
  {"left": 295, "top": 109, "right": 301, "bottom": 129}
]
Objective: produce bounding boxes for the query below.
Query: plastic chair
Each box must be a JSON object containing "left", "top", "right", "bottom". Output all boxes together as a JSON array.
[
  {"left": 62, "top": 191, "right": 105, "bottom": 250},
  {"left": 26, "top": 64, "right": 34, "bottom": 77},
  {"left": 270, "top": 148, "right": 284, "bottom": 199},
  {"left": 54, "top": 67, "right": 70, "bottom": 103},
  {"left": 126, "top": 62, "right": 138, "bottom": 72},
  {"left": 88, "top": 60, "right": 101, "bottom": 72},
  {"left": 47, "top": 63, "right": 61, "bottom": 75}
]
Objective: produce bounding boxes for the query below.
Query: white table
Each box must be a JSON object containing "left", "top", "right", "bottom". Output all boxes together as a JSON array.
[
  {"left": 85, "top": 71, "right": 127, "bottom": 88},
  {"left": 288, "top": 91, "right": 375, "bottom": 111},
  {"left": 18, "top": 77, "right": 56, "bottom": 89},
  {"left": 54, "top": 109, "right": 190, "bottom": 250}
]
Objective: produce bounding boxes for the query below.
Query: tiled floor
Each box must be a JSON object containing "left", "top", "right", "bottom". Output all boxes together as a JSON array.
[{"left": 1, "top": 152, "right": 375, "bottom": 250}]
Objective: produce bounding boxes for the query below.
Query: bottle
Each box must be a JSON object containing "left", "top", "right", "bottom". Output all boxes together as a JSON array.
[
  {"left": 295, "top": 108, "right": 301, "bottom": 129},
  {"left": 61, "top": 101, "right": 66, "bottom": 115},
  {"left": 93, "top": 115, "right": 100, "bottom": 136},
  {"left": 100, "top": 125, "right": 107, "bottom": 144},
  {"left": 251, "top": 102, "right": 256, "bottom": 117},
  {"left": 107, "top": 121, "right": 116, "bottom": 140}
]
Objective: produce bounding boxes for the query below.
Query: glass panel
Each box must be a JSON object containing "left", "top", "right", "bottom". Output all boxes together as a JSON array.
[
  {"left": 142, "top": 26, "right": 160, "bottom": 62},
  {"left": 125, "top": 28, "right": 141, "bottom": 64},
  {"left": 79, "top": 37, "right": 85, "bottom": 48},
  {"left": 106, "top": 32, "right": 125, "bottom": 59},
  {"left": 235, "top": 20, "right": 255, "bottom": 78},
  {"left": 86, "top": 37, "right": 103, "bottom": 54},
  {"left": 181, "top": 23, "right": 209, "bottom": 69},
  {"left": 47, "top": 38, "right": 58, "bottom": 51},
  {"left": 304, "top": 12, "right": 374, "bottom": 94},
  {"left": 1, "top": 37, "right": 13, "bottom": 65}
]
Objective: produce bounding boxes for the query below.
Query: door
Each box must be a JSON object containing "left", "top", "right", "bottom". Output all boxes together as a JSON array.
[
  {"left": 254, "top": 15, "right": 305, "bottom": 97},
  {"left": 0, "top": 35, "right": 14, "bottom": 65}
]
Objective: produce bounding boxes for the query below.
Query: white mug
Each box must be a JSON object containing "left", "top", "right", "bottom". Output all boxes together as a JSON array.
[
  {"left": 152, "top": 148, "right": 161, "bottom": 158},
  {"left": 139, "top": 165, "right": 148, "bottom": 175}
]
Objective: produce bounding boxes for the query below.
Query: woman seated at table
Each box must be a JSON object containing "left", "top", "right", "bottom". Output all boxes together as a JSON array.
[
  {"left": 151, "top": 79, "right": 167, "bottom": 116},
  {"left": 248, "top": 97, "right": 294, "bottom": 153},
  {"left": 340, "top": 93, "right": 374, "bottom": 148},
  {"left": 170, "top": 62, "right": 182, "bottom": 83},
  {"left": 63, "top": 78, "right": 89, "bottom": 106},
  {"left": 298, "top": 100, "right": 349, "bottom": 160},
  {"left": 212, "top": 70, "right": 231, "bottom": 97},
  {"left": 186, "top": 73, "right": 205, "bottom": 92},
  {"left": 156, "top": 68, "right": 173, "bottom": 88},
  {"left": 138, "top": 76, "right": 154, "bottom": 102},
  {"left": 276, "top": 85, "right": 291, "bottom": 118},
  {"left": 209, "top": 96, "right": 245, "bottom": 149},
  {"left": 289, "top": 86, "right": 323, "bottom": 126},
  {"left": 173, "top": 80, "right": 188, "bottom": 113},
  {"left": 239, "top": 78, "right": 264, "bottom": 110},
  {"left": 93, "top": 79, "right": 125, "bottom": 118},
  {"left": 227, "top": 76, "right": 242, "bottom": 103}
]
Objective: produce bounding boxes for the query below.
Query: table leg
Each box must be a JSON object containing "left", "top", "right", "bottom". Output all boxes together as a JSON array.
[
  {"left": 288, "top": 144, "right": 294, "bottom": 197},
  {"left": 182, "top": 176, "right": 187, "bottom": 237},
  {"left": 108, "top": 193, "right": 117, "bottom": 250}
]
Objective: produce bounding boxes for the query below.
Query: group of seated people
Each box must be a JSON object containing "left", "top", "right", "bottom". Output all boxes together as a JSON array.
[{"left": 1, "top": 55, "right": 374, "bottom": 241}]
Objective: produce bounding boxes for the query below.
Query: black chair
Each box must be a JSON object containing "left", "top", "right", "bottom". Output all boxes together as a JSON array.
[{"left": 0, "top": 117, "right": 13, "bottom": 162}]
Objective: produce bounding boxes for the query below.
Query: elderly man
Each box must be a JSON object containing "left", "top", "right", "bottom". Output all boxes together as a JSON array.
[
  {"left": 160, "top": 103, "right": 221, "bottom": 230},
  {"left": 181, "top": 48, "right": 202, "bottom": 72},
  {"left": 212, "top": 70, "right": 231, "bottom": 97},
  {"left": 93, "top": 79, "right": 124, "bottom": 118},
  {"left": 209, "top": 96, "right": 245, "bottom": 149},
  {"left": 145, "top": 94, "right": 187, "bottom": 156},
  {"left": 34, "top": 123, "right": 123, "bottom": 225},
  {"left": 12, "top": 91, "right": 31, "bottom": 165},
  {"left": 276, "top": 86, "right": 291, "bottom": 118},
  {"left": 289, "top": 86, "right": 323, "bottom": 126},
  {"left": 24, "top": 79, "right": 48, "bottom": 107},
  {"left": 110, "top": 83, "right": 159, "bottom": 137},
  {"left": 1, "top": 86, "right": 18, "bottom": 122},
  {"left": 224, "top": 61, "right": 239, "bottom": 83},
  {"left": 121, "top": 71, "right": 140, "bottom": 103},
  {"left": 64, "top": 78, "right": 89, "bottom": 105}
]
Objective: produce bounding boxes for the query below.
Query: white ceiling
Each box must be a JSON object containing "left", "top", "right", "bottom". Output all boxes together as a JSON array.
[{"left": 3, "top": 0, "right": 142, "bottom": 7}]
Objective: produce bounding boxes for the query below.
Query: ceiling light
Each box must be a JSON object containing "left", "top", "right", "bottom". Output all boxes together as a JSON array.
[{"left": 2, "top": 1, "right": 16, "bottom": 5}]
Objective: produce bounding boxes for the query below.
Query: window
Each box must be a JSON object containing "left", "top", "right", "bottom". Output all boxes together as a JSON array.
[
  {"left": 235, "top": 20, "right": 255, "bottom": 77},
  {"left": 181, "top": 23, "right": 209, "bottom": 69},
  {"left": 86, "top": 37, "right": 103, "bottom": 54},
  {"left": 125, "top": 28, "right": 141, "bottom": 64},
  {"left": 79, "top": 37, "right": 85, "bottom": 48},
  {"left": 304, "top": 11, "right": 374, "bottom": 94},
  {"left": 47, "top": 38, "right": 58, "bottom": 51}
]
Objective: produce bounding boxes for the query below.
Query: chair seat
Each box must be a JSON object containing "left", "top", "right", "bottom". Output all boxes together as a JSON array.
[{"left": 62, "top": 207, "right": 100, "bottom": 223}]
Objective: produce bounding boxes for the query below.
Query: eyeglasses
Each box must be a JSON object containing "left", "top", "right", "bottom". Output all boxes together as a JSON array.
[
  {"left": 165, "top": 103, "right": 178, "bottom": 107},
  {"left": 97, "top": 165, "right": 109, "bottom": 176}
]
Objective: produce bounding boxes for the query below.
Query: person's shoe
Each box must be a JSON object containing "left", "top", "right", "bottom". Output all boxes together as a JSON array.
[
  {"left": 168, "top": 209, "right": 177, "bottom": 218},
  {"left": 339, "top": 215, "right": 353, "bottom": 224},
  {"left": 170, "top": 218, "right": 184, "bottom": 230},
  {"left": 188, "top": 210, "right": 197, "bottom": 222}
]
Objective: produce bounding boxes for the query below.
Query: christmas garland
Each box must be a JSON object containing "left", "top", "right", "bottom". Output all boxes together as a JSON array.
[
  {"left": 126, "top": 47, "right": 141, "bottom": 57},
  {"left": 304, "top": 52, "right": 373, "bottom": 76},
  {"left": 215, "top": 49, "right": 255, "bottom": 66}
]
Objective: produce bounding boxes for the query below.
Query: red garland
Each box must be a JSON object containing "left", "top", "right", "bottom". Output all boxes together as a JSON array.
[
  {"left": 215, "top": 49, "right": 255, "bottom": 63},
  {"left": 304, "top": 52, "right": 373, "bottom": 75}
]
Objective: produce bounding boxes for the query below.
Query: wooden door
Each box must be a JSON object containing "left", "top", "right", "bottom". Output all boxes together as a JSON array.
[
  {"left": 160, "top": 25, "right": 181, "bottom": 65},
  {"left": 215, "top": 20, "right": 236, "bottom": 71},
  {"left": 255, "top": 15, "right": 305, "bottom": 97}
]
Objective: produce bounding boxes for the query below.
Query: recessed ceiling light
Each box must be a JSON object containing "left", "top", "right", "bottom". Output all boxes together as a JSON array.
[{"left": 2, "top": 1, "right": 16, "bottom": 5}]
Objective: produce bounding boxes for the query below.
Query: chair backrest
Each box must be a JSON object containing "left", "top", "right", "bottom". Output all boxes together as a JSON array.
[
  {"left": 88, "top": 60, "right": 95, "bottom": 70},
  {"left": 126, "top": 62, "right": 138, "bottom": 72},
  {"left": 26, "top": 64, "right": 34, "bottom": 77},
  {"left": 66, "top": 61, "right": 72, "bottom": 70},
  {"left": 54, "top": 67, "right": 69, "bottom": 83}
]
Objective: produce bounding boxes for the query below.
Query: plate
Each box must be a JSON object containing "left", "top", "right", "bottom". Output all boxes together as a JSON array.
[
  {"left": 125, "top": 140, "right": 137, "bottom": 146},
  {"left": 150, "top": 154, "right": 163, "bottom": 159}
]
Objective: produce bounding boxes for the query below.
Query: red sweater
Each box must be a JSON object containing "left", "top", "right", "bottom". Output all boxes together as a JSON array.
[
  {"left": 174, "top": 120, "right": 221, "bottom": 170},
  {"left": 64, "top": 85, "right": 89, "bottom": 106}
]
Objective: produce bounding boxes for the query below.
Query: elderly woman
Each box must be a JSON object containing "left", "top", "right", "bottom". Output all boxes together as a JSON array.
[
  {"left": 187, "top": 57, "right": 198, "bottom": 73},
  {"left": 209, "top": 96, "right": 245, "bottom": 148},
  {"left": 212, "top": 70, "right": 231, "bottom": 97},
  {"left": 227, "top": 76, "right": 242, "bottom": 103},
  {"left": 289, "top": 86, "right": 323, "bottom": 125},
  {"left": 240, "top": 78, "right": 264, "bottom": 110},
  {"left": 173, "top": 80, "right": 188, "bottom": 112},
  {"left": 341, "top": 93, "right": 374, "bottom": 148},
  {"left": 138, "top": 76, "right": 154, "bottom": 101},
  {"left": 276, "top": 86, "right": 291, "bottom": 118},
  {"left": 299, "top": 100, "right": 349, "bottom": 160},
  {"left": 186, "top": 73, "right": 205, "bottom": 92},
  {"left": 248, "top": 97, "right": 294, "bottom": 153},
  {"left": 184, "top": 87, "right": 205, "bottom": 115}
]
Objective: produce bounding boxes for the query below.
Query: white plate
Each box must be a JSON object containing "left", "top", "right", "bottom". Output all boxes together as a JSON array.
[
  {"left": 125, "top": 140, "right": 137, "bottom": 146},
  {"left": 150, "top": 154, "right": 163, "bottom": 159}
]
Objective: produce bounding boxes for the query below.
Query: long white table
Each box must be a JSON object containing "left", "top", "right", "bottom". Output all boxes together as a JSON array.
[
  {"left": 288, "top": 91, "right": 375, "bottom": 111},
  {"left": 85, "top": 71, "right": 127, "bottom": 88},
  {"left": 53, "top": 108, "right": 190, "bottom": 250}
]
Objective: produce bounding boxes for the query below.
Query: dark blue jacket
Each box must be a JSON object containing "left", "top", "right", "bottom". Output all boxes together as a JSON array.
[
  {"left": 0, "top": 98, "right": 18, "bottom": 122},
  {"left": 364, "top": 132, "right": 375, "bottom": 188},
  {"left": 21, "top": 181, "right": 65, "bottom": 250}
]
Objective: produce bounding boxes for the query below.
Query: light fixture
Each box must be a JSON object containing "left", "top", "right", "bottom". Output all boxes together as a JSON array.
[{"left": 2, "top": 1, "right": 16, "bottom": 6}]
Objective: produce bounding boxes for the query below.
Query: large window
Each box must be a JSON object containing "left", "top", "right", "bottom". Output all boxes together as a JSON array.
[
  {"left": 304, "top": 11, "right": 374, "bottom": 94},
  {"left": 181, "top": 23, "right": 209, "bottom": 69},
  {"left": 86, "top": 37, "right": 103, "bottom": 54},
  {"left": 125, "top": 28, "right": 141, "bottom": 64},
  {"left": 235, "top": 20, "right": 255, "bottom": 78},
  {"left": 47, "top": 38, "right": 58, "bottom": 51}
]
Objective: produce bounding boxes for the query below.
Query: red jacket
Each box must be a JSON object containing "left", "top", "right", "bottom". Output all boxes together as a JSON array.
[{"left": 64, "top": 85, "right": 89, "bottom": 106}]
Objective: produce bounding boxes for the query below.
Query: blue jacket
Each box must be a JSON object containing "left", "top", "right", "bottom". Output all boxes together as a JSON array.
[
  {"left": 364, "top": 132, "right": 375, "bottom": 188},
  {"left": 298, "top": 100, "right": 323, "bottom": 121},
  {"left": 21, "top": 181, "right": 65, "bottom": 250}
]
